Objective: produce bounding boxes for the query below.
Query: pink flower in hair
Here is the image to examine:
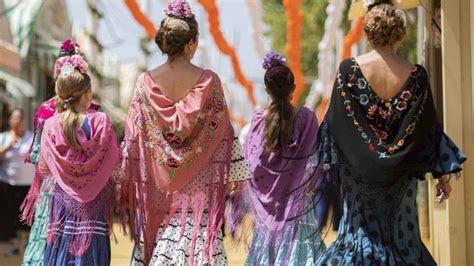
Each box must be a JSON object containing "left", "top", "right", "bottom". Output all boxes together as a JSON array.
[
  {"left": 54, "top": 55, "right": 88, "bottom": 77},
  {"left": 165, "top": 0, "right": 193, "bottom": 18},
  {"left": 59, "top": 39, "right": 81, "bottom": 56}
]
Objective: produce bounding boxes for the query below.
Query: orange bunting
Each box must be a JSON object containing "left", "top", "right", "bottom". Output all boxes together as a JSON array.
[
  {"left": 124, "top": 0, "right": 157, "bottom": 39},
  {"left": 282, "top": 0, "right": 305, "bottom": 105},
  {"left": 341, "top": 17, "right": 365, "bottom": 60},
  {"left": 197, "top": 0, "right": 256, "bottom": 107}
]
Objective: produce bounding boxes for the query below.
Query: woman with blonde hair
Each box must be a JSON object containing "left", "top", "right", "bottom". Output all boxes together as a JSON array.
[
  {"left": 316, "top": 0, "right": 466, "bottom": 265},
  {"left": 22, "top": 41, "right": 121, "bottom": 265}
]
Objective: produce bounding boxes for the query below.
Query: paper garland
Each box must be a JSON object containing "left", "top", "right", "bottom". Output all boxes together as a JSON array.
[
  {"left": 197, "top": 0, "right": 256, "bottom": 106},
  {"left": 282, "top": 0, "right": 305, "bottom": 105}
]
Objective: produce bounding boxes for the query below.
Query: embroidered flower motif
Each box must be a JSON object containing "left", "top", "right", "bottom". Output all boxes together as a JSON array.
[
  {"left": 368, "top": 143, "right": 375, "bottom": 151},
  {"left": 369, "top": 124, "right": 388, "bottom": 140},
  {"left": 359, "top": 94, "right": 369, "bottom": 105},
  {"left": 368, "top": 105, "right": 378, "bottom": 116},
  {"left": 206, "top": 119, "right": 219, "bottom": 130},
  {"left": 396, "top": 101, "right": 408, "bottom": 111},
  {"left": 400, "top": 91, "right": 412, "bottom": 101},
  {"left": 361, "top": 132, "right": 367, "bottom": 139},
  {"left": 208, "top": 97, "right": 224, "bottom": 112},
  {"left": 357, "top": 78, "right": 368, "bottom": 89},
  {"left": 165, "top": 132, "right": 183, "bottom": 146},
  {"left": 378, "top": 109, "right": 391, "bottom": 119},
  {"left": 398, "top": 139, "right": 405, "bottom": 147},
  {"left": 341, "top": 91, "right": 346, "bottom": 96},
  {"left": 406, "top": 123, "right": 416, "bottom": 134},
  {"left": 166, "top": 158, "right": 180, "bottom": 168},
  {"left": 388, "top": 147, "right": 395, "bottom": 154},
  {"left": 345, "top": 105, "right": 352, "bottom": 111}
]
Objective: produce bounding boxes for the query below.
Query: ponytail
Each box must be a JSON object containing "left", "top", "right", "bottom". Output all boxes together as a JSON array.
[
  {"left": 261, "top": 52, "right": 295, "bottom": 153},
  {"left": 55, "top": 71, "right": 91, "bottom": 149},
  {"left": 264, "top": 97, "right": 294, "bottom": 153}
]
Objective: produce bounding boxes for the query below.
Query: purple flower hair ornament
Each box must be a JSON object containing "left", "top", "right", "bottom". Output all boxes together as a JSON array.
[
  {"left": 262, "top": 51, "right": 287, "bottom": 70},
  {"left": 165, "top": 0, "right": 194, "bottom": 19}
]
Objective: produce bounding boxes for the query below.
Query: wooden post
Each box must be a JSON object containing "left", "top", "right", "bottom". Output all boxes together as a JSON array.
[{"left": 431, "top": 0, "right": 470, "bottom": 264}]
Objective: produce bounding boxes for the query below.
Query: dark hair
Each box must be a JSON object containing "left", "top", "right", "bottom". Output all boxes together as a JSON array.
[
  {"left": 155, "top": 16, "right": 198, "bottom": 61},
  {"left": 263, "top": 65, "right": 295, "bottom": 153},
  {"left": 364, "top": 0, "right": 406, "bottom": 47},
  {"left": 10, "top": 108, "right": 25, "bottom": 120}
]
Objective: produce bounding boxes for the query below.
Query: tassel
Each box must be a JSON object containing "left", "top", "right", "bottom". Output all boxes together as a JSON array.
[{"left": 20, "top": 170, "right": 43, "bottom": 225}]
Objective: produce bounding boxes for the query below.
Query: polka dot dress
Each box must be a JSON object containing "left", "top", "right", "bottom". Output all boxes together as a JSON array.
[
  {"left": 131, "top": 135, "right": 249, "bottom": 266},
  {"left": 229, "top": 137, "right": 251, "bottom": 182},
  {"left": 316, "top": 164, "right": 437, "bottom": 266},
  {"left": 132, "top": 211, "right": 227, "bottom": 266}
]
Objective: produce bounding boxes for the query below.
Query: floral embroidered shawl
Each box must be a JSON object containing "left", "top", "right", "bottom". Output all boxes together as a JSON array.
[
  {"left": 120, "top": 70, "right": 232, "bottom": 264},
  {"left": 21, "top": 97, "right": 101, "bottom": 225},
  {"left": 25, "top": 97, "right": 100, "bottom": 164},
  {"left": 320, "top": 59, "right": 466, "bottom": 182},
  {"left": 22, "top": 112, "right": 120, "bottom": 255}
]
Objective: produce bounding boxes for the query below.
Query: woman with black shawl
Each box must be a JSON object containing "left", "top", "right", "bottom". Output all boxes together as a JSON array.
[{"left": 316, "top": 0, "right": 466, "bottom": 265}]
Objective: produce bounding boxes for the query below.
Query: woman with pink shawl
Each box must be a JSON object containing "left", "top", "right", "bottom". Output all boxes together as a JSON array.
[
  {"left": 22, "top": 41, "right": 120, "bottom": 265},
  {"left": 120, "top": 1, "right": 249, "bottom": 265}
]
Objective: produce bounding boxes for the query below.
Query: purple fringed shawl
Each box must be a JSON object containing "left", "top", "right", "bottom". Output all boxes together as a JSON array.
[
  {"left": 245, "top": 107, "right": 319, "bottom": 229},
  {"left": 228, "top": 107, "right": 321, "bottom": 262},
  {"left": 23, "top": 111, "right": 120, "bottom": 256}
]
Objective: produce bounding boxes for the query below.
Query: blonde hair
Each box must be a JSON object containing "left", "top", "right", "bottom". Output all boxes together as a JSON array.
[
  {"left": 55, "top": 71, "right": 91, "bottom": 149},
  {"left": 155, "top": 16, "right": 198, "bottom": 61},
  {"left": 364, "top": 1, "right": 406, "bottom": 47}
]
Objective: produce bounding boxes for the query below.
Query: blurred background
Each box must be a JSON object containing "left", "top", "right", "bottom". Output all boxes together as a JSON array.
[{"left": 0, "top": 0, "right": 473, "bottom": 265}]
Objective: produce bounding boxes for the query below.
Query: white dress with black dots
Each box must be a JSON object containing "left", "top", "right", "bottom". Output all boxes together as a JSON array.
[{"left": 132, "top": 137, "right": 250, "bottom": 266}]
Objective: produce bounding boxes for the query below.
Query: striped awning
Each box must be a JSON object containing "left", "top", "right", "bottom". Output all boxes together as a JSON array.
[
  {"left": 0, "top": 69, "right": 34, "bottom": 98},
  {"left": 3, "top": 0, "right": 43, "bottom": 58},
  {"left": 31, "top": 42, "right": 58, "bottom": 71}
]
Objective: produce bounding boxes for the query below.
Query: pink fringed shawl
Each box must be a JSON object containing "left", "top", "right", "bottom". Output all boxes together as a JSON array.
[
  {"left": 121, "top": 70, "right": 232, "bottom": 265},
  {"left": 24, "top": 97, "right": 100, "bottom": 164},
  {"left": 23, "top": 111, "right": 120, "bottom": 255},
  {"left": 21, "top": 98, "right": 101, "bottom": 225}
]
